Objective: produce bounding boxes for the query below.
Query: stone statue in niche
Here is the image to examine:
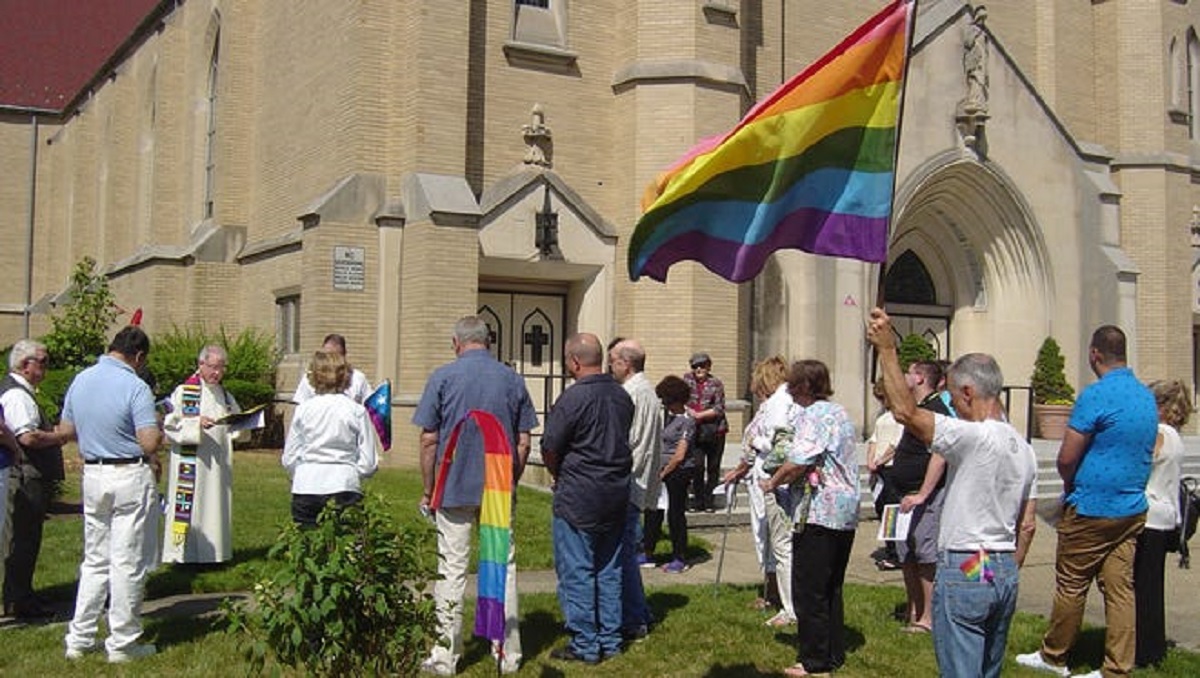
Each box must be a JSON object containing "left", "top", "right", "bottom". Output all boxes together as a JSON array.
[
  {"left": 956, "top": 5, "right": 990, "bottom": 153},
  {"left": 522, "top": 103, "right": 553, "bottom": 168}
]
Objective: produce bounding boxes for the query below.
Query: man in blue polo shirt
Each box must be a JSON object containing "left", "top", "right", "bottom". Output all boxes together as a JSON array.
[
  {"left": 60, "top": 326, "right": 162, "bottom": 664},
  {"left": 415, "top": 316, "right": 538, "bottom": 676},
  {"left": 542, "top": 332, "right": 633, "bottom": 665},
  {"left": 1018, "top": 325, "right": 1157, "bottom": 677}
]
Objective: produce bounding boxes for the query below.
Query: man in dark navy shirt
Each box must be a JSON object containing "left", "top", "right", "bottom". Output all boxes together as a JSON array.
[{"left": 542, "top": 332, "right": 633, "bottom": 664}]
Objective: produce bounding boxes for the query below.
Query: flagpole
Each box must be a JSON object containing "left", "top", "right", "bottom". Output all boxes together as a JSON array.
[{"left": 874, "top": 0, "right": 919, "bottom": 310}]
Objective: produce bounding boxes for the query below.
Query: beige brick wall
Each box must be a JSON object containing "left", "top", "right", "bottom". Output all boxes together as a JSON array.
[{"left": 3, "top": 0, "right": 1200, "bottom": 443}]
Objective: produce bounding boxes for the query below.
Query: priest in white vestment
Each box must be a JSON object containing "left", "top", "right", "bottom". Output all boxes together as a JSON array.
[{"left": 161, "top": 345, "right": 245, "bottom": 563}]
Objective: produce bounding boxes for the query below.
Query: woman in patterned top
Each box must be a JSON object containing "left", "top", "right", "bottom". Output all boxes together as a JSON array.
[{"left": 762, "top": 360, "right": 859, "bottom": 678}]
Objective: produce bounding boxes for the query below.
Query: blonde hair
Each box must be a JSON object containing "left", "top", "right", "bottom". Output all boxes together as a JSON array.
[
  {"left": 308, "top": 350, "right": 349, "bottom": 395},
  {"left": 1150, "top": 379, "right": 1192, "bottom": 430},
  {"left": 750, "top": 356, "right": 789, "bottom": 400}
]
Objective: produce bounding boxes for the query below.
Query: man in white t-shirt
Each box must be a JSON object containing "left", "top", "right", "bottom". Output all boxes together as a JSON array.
[
  {"left": 868, "top": 308, "right": 1037, "bottom": 678},
  {"left": 292, "top": 333, "right": 372, "bottom": 404}
]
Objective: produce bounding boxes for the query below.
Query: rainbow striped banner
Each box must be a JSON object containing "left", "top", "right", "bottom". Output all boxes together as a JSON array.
[
  {"left": 629, "top": 0, "right": 913, "bottom": 283},
  {"left": 429, "top": 409, "right": 513, "bottom": 646}
]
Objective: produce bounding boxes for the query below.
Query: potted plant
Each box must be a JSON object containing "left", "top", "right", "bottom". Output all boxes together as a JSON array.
[{"left": 1031, "top": 337, "right": 1075, "bottom": 439}]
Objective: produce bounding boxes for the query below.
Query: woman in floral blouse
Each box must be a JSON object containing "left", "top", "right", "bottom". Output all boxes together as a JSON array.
[{"left": 762, "top": 360, "right": 859, "bottom": 678}]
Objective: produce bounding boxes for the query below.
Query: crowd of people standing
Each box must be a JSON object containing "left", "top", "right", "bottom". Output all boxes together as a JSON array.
[{"left": 0, "top": 313, "right": 1192, "bottom": 676}]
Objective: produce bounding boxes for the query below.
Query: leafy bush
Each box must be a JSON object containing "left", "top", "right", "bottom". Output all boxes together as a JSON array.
[
  {"left": 41, "top": 257, "right": 119, "bottom": 369},
  {"left": 897, "top": 333, "right": 937, "bottom": 371},
  {"left": 1031, "top": 337, "right": 1075, "bottom": 404},
  {"left": 148, "top": 325, "right": 278, "bottom": 408},
  {"left": 225, "top": 494, "right": 439, "bottom": 676}
]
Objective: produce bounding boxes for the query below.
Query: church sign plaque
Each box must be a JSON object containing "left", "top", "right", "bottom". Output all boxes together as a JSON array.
[{"left": 332, "top": 246, "right": 365, "bottom": 291}]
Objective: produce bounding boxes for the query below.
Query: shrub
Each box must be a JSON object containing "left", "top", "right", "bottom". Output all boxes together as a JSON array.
[
  {"left": 897, "top": 333, "right": 937, "bottom": 371},
  {"left": 224, "top": 494, "right": 439, "bottom": 676},
  {"left": 148, "top": 325, "right": 278, "bottom": 408},
  {"left": 41, "top": 257, "right": 119, "bottom": 370},
  {"left": 1031, "top": 337, "right": 1075, "bottom": 404}
]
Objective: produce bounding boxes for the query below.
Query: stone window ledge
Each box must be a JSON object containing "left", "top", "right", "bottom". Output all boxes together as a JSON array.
[{"left": 503, "top": 40, "right": 579, "bottom": 69}]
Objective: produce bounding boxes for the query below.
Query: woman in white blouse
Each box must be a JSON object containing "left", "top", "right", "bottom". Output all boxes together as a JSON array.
[
  {"left": 282, "top": 350, "right": 379, "bottom": 525},
  {"left": 1134, "top": 379, "right": 1191, "bottom": 667}
]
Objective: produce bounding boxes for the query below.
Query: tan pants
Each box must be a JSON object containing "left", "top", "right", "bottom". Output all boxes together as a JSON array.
[{"left": 1041, "top": 505, "right": 1145, "bottom": 677}]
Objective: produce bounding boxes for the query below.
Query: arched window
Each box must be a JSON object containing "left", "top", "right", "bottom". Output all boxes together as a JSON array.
[
  {"left": 203, "top": 31, "right": 220, "bottom": 220},
  {"left": 1188, "top": 29, "right": 1199, "bottom": 140},
  {"left": 884, "top": 249, "right": 938, "bottom": 305}
]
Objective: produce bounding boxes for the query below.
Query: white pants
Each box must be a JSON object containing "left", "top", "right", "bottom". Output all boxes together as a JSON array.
[
  {"left": 749, "top": 458, "right": 795, "bottom": 619},
  {"left": 427, "top": 505, "right": 521, "bottom": 674},
  {"left": 65, "top": 463, "right": 157, "bottom": 654}
]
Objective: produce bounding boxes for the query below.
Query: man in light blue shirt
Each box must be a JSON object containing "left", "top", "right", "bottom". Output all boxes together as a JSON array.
[{"left": 60, "top": 326, "right": 162, "bottom": 664}]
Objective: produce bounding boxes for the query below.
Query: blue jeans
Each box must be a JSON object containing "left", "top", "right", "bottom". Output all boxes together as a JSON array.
[
  {"left": 553, "top": 515, "right": 623, "bottom": 660},
  {"left": 932, "top": 550, "right": 1019, "bottom": 678},
  {"left": 620, "top": 503, "right": 651, "bottom": 630}
]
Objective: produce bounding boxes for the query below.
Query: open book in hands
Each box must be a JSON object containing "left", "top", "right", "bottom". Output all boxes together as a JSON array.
[{"left": 214, "top": 404, "right": 268, "bottom": 432}]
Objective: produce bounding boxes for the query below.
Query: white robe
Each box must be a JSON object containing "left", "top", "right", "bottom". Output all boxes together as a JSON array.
[{"left": 161, "top": 378, "right": 243, "bottom": 563}]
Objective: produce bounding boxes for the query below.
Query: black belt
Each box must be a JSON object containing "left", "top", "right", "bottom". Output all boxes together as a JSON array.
[{"left": 84, "top": 457, "right": 145, "bottom": 466}]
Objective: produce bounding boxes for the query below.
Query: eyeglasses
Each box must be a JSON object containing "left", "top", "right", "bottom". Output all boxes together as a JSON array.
[{"left": 27, "top": 356, "right": 48, "bottom": 366}]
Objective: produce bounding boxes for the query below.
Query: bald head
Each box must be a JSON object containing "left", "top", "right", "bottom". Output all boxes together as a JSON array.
[
  {"left": 566, "top": 333, "right": 604, "bottom": 377},
  {"left": 608, "top": 338, "right": 646, "bottom": 384}
]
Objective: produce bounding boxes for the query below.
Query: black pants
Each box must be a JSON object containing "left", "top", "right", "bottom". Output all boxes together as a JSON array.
[
  {"left": 645, "top": 468, "right": 692, "bottom": 561},
  {"left": 1134, "top": 527, "right": 1171, "bottom": 667},
  {"left": 290, "top": 491, "right": 363, "bottom": 526},
  {"left": 793, "top": 524, "right": 856, "bottom": 673},
  {"left": 4, "top": 469, "right": 50, "bottom": 607},
  {"left": 690, "top": 435, "right": 725, "bottom": 508}
]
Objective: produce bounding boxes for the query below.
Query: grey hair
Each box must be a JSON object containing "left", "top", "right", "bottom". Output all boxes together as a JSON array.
[
  {"left": 947, "top": 353, "right": 1004, "bottom": 399},
  {"left": 197, "top": 344, "right": 227, "bottom": 365},
  {"left": 454, "top": 316, "right": 491, "bottom": 347},
  {"left": 9, "top": 339, "right": 46, "bottom": 372}
]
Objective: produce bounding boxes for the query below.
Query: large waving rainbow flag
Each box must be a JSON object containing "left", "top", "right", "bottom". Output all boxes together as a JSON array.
[
  {"left": 429, "top": 410, "right": 513, "bottom": 647},
  {"left": 628, "top": 0, "right": 913, "bottom": 283}
]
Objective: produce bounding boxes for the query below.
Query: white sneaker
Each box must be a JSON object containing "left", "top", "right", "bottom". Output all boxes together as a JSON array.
[
  {"left": 64, "top": 644, "right": 97, "bottom": 660},
  {"left": 1016, "top": 651, "right": 1070, "bottom": 677},
  {"left": 420, "top": 657, "right": 456, "bottom": 676},
  {"left": 1071, "top": 671, "right": 1101, "bottom": 678},
  {"left": 107, "top": 643, "right": 157, "bottom": 663}
]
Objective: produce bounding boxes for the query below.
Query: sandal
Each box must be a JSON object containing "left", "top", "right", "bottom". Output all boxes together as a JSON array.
[
  {"left": 782, "top": 664, "right": 830, "bottom": 678},
  {"left": 902, "top": 622, "right": 932, "bottom": 634}
]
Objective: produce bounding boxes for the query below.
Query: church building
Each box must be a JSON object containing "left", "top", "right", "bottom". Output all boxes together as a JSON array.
[{"left": 1, "top": 0, "right": 1196, "bottom": 456}]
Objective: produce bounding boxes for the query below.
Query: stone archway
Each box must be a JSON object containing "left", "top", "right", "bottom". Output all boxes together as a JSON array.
[{"left": 891, "top": 158, "right": 1053, "bottom": 395}]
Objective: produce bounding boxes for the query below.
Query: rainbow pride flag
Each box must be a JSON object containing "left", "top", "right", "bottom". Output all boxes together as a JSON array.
[
  {"left": 365, "top": 380, "right": 391, "bottom": 451},
  {"left": 628, "top": 0, "right": 913, "bottom": 283},
  {"left": 429, "top": 410, "right": 513, "bottom": 646}
]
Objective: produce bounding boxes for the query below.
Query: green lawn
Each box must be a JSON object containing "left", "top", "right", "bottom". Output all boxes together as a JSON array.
[{"left": 4, "top": 452, "right": 1199, "bottom": 676}]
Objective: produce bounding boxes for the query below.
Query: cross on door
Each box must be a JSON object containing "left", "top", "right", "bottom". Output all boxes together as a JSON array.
[{"left": 524, "top": 324, "right": 550, "bottom": 367}]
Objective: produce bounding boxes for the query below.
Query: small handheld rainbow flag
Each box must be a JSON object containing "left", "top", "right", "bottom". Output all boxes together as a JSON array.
[
  {"left": 959, "top": 549, "right": 995, "bottom": 583},
  {"left": 628, "top": 0, "right": 913, "bottom": 283},
  {"left": 365, "top": 380, "right": 392, "bottom": 451},
  {"left": 429, "top": 410, "right": 513, "bottom": 646}
]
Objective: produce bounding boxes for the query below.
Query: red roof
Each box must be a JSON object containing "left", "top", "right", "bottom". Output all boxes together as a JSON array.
[{"left": 0, "top": 0, "right": 160, "bottom": 111}]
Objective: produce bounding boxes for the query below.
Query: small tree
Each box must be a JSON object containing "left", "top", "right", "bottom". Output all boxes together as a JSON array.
[
  {"left": 42, "top": 256, "right": 119, "bottom": 369},
  {"left": 897, "top": 333, "right": 937, "bottom": 371},
  {"left": 1031, "top": 337, "right": 1075, "bottom": 404},
  {"left": 225, "top": 495, "right": 439, "bottom": 676}
]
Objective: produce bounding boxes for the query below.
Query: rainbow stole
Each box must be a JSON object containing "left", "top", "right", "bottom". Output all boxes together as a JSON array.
[
  {"left": 172, "top": 374, "right": 203, "bottom": 546},
  {"left": 430, "top": 410, "right": 513, "bottom": 645}
]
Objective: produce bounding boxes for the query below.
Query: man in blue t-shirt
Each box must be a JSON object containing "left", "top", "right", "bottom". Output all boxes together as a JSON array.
[
  {"left": 414, "top": 316, "right": 538, "bottom": 676},
  {"left": 1018, "top": 325, "right": 1157, "bottom": 677}
]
